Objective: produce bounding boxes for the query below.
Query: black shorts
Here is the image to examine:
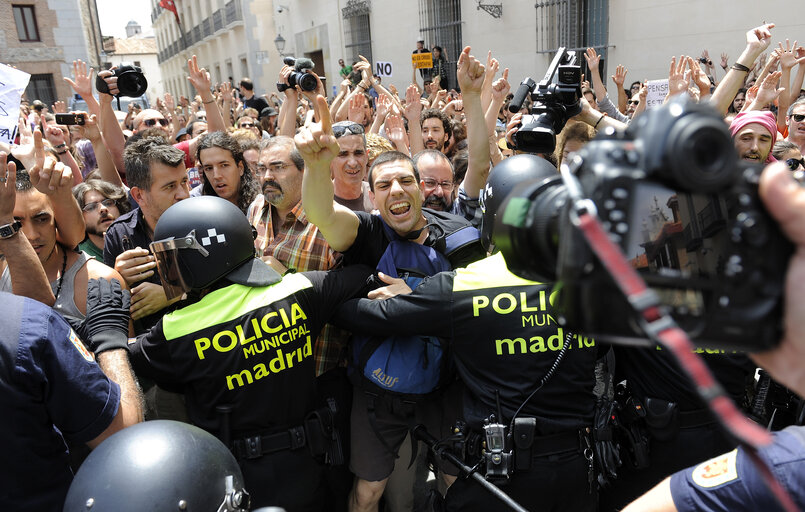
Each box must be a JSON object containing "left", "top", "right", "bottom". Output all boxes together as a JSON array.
[{"left": 349, "top": 383, "right": 462, "bottom": 481}]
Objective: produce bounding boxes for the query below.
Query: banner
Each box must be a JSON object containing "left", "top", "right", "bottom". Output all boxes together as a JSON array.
[{"left": 0, "top": 64, "right": 31, "bottom": 145}]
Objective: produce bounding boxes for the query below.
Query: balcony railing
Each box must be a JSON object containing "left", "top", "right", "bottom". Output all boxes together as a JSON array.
[{"left": 158, "top": 1, "right": 244, "bottom": 64}]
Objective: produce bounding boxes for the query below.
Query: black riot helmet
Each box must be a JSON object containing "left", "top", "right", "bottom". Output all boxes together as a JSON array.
[
  {"left": 479, "top": 154, "right": 558, "bottom": 252},
  {"left": 150, "top": 196, "right": 280, "bottom": 299},
  {"left": 63, "top": 420, "right": 250, "bottom": 512}
]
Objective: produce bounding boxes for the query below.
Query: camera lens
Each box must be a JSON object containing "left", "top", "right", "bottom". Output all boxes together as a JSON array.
[
  {"left": 666, "top": 116, "right": 736, "bottom": 191},
  {"left": 298, "top": 73, "right": 318, "bottom": 92}
]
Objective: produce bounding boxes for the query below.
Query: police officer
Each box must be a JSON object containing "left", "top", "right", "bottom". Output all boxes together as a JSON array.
[
  {"left": 334, "top": 155, "right": 600, "bottom": 511},
  {"left": 127, "top": 195, "right": 371, "bottom": 511}
]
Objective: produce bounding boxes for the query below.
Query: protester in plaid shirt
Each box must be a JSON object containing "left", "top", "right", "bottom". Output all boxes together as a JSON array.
[{"left": 246, "top": 136, "right": 346, "bottom": 376}]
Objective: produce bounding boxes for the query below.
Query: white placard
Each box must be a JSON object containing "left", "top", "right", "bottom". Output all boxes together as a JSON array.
[
  {"left": 645, "top": 79, "right": 669, "bottom": 110},
  {"left": 375, "top": 61, "right": 393, "bottom": 78},
  {"left": 0, "top": 64, "right": 31, "bottom": 145}
]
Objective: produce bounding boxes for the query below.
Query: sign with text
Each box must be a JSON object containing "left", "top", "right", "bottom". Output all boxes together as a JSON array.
[
  {"left": 375, "top": 61, "right": 393, "bottom": 78},
  {"left": 412, "top": 52, "right": 433, "bottom": 69},
  {"left": 0, "top": 64, "right": 30, "bottom": 145},
  {"left": 645, "top": 79, "right": 669, "bottom": 110}
]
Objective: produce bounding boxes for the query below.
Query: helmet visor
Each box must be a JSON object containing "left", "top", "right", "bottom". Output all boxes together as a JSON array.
[{"left": 150, "top": 230, "right": 209, "bottom": 300}]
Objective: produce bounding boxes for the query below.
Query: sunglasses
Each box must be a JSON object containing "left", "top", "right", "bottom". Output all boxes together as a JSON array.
[
  {"left": 786, "top": 157, "right": 805, "bottom": 171},
  {"left": 790, "top": 114, "right": 805, "bottom": 123},
  {"left": 332, "top": 122, "right": 365, "bottom": 138},
  {"left": 239, "top": 122, "right": 256, "bottom": 128},
  {"left": 82, "top": 198, "right": 116, "bottom": 212},
  {"left": 143, "top": 118, "right": 169, "bottom": 127},
  {"left": 628, "top": 100, "right": 640, "bottom": 105}
]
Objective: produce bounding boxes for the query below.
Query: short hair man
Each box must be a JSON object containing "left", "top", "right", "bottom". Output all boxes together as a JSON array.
[
  {"left": 420, "top": 108, "right": 452, "bottom": 152},
  {"left": 785, "top": 97, "right": 805, "bottom": 154},
  {"left": 413, "top": 150, "right": 455, "bottom": 212},
  {"left": 104, "top": 137, "right": 189, "bottom": 333},
  {"left": 73, "top": 180, "right": 131, "bottom": 262},
  {"left": 239, "top": 77, "right": 270, "bottom": 113},
  {"left": 132, "top": 109, "right": 171, "bottom": 138},
  {"left": 330, "top": 121, "right": 374, "bottom": 212},
  {"left": 298, "top": 101, "right": 486, "bottom": 510},
  {"left": 730, "top": 111, "right": 778, "bottom": 163},
  {"left": 8, "top": 171, "right": 128, "bottom": 329}
]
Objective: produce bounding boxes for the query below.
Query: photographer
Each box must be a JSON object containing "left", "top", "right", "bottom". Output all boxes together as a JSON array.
[{"left": 622, "top": 161, "right": 805, "bottom": 511}]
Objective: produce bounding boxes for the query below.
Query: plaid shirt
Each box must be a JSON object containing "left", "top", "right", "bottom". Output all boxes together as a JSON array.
[{"left": 247, "top": 195, "right": 347, "bottom": 375}]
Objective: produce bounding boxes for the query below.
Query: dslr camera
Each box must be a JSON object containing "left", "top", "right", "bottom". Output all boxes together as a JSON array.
[
  {"left": 508, "top": 48, "right": 582, "bottom": 154},
  {"left": 96, "top": 63, "right": 148, "bottom": 97},
  {"left": 276, "top": 56, "right": 318, "bottom": 93},
  {"left": 495, "top": 96, "right": 791, "bottom": 351}
]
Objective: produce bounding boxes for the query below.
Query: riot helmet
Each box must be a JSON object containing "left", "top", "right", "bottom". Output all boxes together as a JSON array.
[
  {"left": 63, "top": 420, "right": 250, "bottom": 512},
  {"left": 150, "top": 195, "right": 280, "bottom": 299},
  {"left": 479, "top": 154, "right": 558, "bottom": 252}
]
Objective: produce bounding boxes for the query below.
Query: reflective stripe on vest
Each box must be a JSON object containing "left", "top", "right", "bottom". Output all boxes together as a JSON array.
[{"left": 162, "top": 273, "right": 314, "bottom": 340}]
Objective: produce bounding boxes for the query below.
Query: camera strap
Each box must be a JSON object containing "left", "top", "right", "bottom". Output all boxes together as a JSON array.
[{"left": 558, "top": 158, "right": 798, "bottom": 512}]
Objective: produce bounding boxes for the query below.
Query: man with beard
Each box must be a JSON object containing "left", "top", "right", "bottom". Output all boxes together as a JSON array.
[
  {"left": 73, "top": 180, "right": 131, "bottom": 262},
  {"left": 421, "top": 109, "right": 452, "bottom": 153},
  {"left": 729, "top": 110, "right": 777, "bottom": 163}
]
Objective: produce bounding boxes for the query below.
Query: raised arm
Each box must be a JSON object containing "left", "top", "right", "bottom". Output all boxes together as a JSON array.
[
  {"left": 709, "top": 23, "right": 776, "bottom": 115},
  {"left": 297, "top": 95, "right": 360, "bottom": 252},
  {"left": 63, "top": 60, "right": 100, "bottom": 120},
  {"left": 404, "top": 84, "right": 425, "bottom": 155},
  {"left": 187, "top": 56, "right": 225, "bottom": 134},
  {"left": 82, "top": 113, "right": 124, "bottom": 188},
  {"left": 612, "top": 64, "right": 629, "bottom": 114},
  {"left": 778, "top": 40, "right": 805, "bottom": 131},
  {"left": 457, "top": 47, "right": 491, "bottom": 198},
  {"left": 278, "top": 64, "right": 300, "bottom": 137},
  {"left": 96, "top": 71, "right": 127, "bottom": 176}
]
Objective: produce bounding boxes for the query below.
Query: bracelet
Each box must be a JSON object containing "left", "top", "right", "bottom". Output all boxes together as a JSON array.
[
  {"left": 54, "top": 143, "right": 67, "bottom": 149},
  {"left": 56, "top": 149, "right": 68, "bottom": 155},
  {"left": 593, "top": 114, "right": 605, "bottom": 130},
  {"left": 202, "top": 98, "right": 216, "bottom": 104},
  {"left": 731, "top": 62, "right": 751, "bottom": 72}
]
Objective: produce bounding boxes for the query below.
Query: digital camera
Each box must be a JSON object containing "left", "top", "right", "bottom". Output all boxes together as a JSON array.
[
  {"left": 276, "top": 56, "right": 317, "bottom": 93},
  {"left": 96, "top": 63, "right": 148, "bottom": 98},
  {"left": 508, "top": 48, "right": 582, "bottom": 154},
  {"left": 495, "top": 96, "right": 791, "bottom": 351}
]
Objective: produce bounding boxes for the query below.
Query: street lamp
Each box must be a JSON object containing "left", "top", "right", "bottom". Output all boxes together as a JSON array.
[{"left": 274, "top": 34, "right": 286, "bottom": 56}]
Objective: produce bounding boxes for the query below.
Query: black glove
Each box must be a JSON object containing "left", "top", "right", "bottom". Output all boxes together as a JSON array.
[{"left": 83, "top": 278, "right": 131, "bottom": 354}]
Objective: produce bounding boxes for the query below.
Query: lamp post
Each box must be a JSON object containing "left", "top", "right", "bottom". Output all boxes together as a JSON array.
[{"left": 274, "top": 34, "right": 286, "bottom": 57}]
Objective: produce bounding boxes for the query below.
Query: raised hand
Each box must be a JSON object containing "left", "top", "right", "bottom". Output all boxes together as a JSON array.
[
  {"left": 668, "top": 55, "right": 691, "bottom": 96},
  {"left": 779, "top": 39, "right": 805, "bottom": 70},
  {"left": 294, "top": 95, "right": 341, "bottom": 174},
  {"left": 584, "top": 47, "right": 601, "bottom": 72},
  {"left": 491, "top": 69, "right": 511, "bottom": 103},
  {"left": 63, "top": 59, "right": 95, "bottom": 98},
  {"left": 456, "top": 46, "right": 486, "bottom": 95},
  {"left": 404, "top": 84, "right": 422, "bottom": 122},
  {"left": 754, "top": 70, "right": 785, "bottom": 108},
  {"left": 687, "top": 57, "right": 712, "bottom": 93},
  {"left": 375, "top": 94, "right": 392, "bottom": 120},
  {"left": 611, "top": 64, "right": 628, "bottom": 88},
  {"left": 41, "top": 116, "right": 66, "bottom": 148},
  {"left": 721, "top": 52, "right": 729, "bottom": 69},
  {"left": 347, "top": 93, "right": 365, "bottom": 124},
  {"left": 52, "top": 101, "right": 66, "bottom": 114},
  {"left": 164, "top": 92, "right": 175, "bottom": 113},
  {"left": 747, "top": 23, "right": 775, "bottom": 54},
  {"left": 384, "top": 114, "right": 410, "bottom": 154},
  {"left": 187, "top": 55, "right": 212, "bottom": 95}
]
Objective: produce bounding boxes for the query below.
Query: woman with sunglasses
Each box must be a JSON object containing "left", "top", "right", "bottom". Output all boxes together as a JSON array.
[{"left": 773, "top": 140, "right": 805, "bottom": 171}]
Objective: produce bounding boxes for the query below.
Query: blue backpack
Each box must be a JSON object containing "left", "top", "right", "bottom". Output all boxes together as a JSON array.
[{"left": 350, "top": 216, "right": 481, "bottom": 399}]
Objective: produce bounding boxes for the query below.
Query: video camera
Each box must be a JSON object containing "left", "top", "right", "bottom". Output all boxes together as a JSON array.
[
  {"left": 494, "top": 95, "right": 791, "bottom": 351},
  {"left": 508, "top": 48, "right": 582, "bottom": 154},
  {"left": 95, "top": 63, "right": 148, "bottom": 98},
  {"left": 276, "top": 56, "right": 317, "bottom": 93}
]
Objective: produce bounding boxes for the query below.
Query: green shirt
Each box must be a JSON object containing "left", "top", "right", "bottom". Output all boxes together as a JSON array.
[{"left": 79, "top": 238, "right": 103, "bottom": 262}]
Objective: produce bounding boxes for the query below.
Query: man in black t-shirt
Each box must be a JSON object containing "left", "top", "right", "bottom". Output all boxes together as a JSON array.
[{"left": 240, "top": 77, "right": 270, "bottom": 113}]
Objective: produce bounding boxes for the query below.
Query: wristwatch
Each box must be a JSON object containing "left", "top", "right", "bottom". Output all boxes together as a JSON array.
[{"left": 0, "top": 220, "right": 22, "bottom": 239}]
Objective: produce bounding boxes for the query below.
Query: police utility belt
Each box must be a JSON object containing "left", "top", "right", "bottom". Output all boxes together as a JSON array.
[{"left": 230, "top": 408, "right": 343, "bottom": 465}]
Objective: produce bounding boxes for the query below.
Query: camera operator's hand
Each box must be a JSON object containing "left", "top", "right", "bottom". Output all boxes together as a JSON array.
[
  {"left": 298, "top": 70, "right": 326, "bottom": 106},
  {"left": 279, "top": 65, "right": 297, "bottom": 99},
  {"left": 97, "top": 68, "right": 120, "bottom": 97},
  {"left": 505, "top": 112, "right": 523, "bottom": 148},
  {"left": 751, "top": 162, "right": 805, "bottom": 398}
]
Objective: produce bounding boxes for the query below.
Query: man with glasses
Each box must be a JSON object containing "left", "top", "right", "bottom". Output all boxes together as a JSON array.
[
  {"left": 331, "top": 120, "right": 375, "bottom": 212},
  {"left": 132, "top": 109, "right": 172, "bottom": 138},
  {"left": 73, "top": 180, "right": 131, "bottom": 262},
  {"left": 413, "top": 149, "right": 484, "bottom": 230},
  {"left": 236, "top": 115, "right": 261, "bottom": 138},
  {"left": 785, "top": 98, "right": 805, "bottom": 155}
]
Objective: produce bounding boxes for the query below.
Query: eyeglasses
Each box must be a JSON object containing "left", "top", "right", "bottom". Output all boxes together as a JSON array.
[
  {"left": 143, "top": 118, "right": 169, "bottom": 127},
  {"left": 422, "top": 177, "right": 454, "bottom": 191},
  {"left": 332, "top": 122, "right": 365, "bottom": 138},
  {"left": 786, "top": 157, "right": 805, "bottom": 171},
  {"left": 790, "top": 114, "right": 805, "bottom": 123},
  {"left": 239, "top": 122, "right": 256, "bottom": 128},
  {"left": 256, "top": 162, "right": 294, "bottom": 175},
  {"left": 82, "top": 198, "right": 117, "bottom": 212}
]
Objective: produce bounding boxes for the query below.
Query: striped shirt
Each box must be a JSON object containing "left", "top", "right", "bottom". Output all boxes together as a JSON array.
[{"left": 247, "top": 195, "right": 348, "bottom": 375}]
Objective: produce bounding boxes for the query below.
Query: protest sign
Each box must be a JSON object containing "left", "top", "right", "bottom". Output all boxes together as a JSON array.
[{"left": 0, "top": 64, "right": 31, "bottom": 145}]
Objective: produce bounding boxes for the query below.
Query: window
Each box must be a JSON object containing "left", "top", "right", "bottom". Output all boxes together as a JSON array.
[
  {"left": 418, "top": 0, "right": 462, "bottom": 90},
  {"left": 13, "top": 5, "right": 40, "bottom": 42},
  {"left": 342, "top": 0, "right": 372, "bottom": 65},
  {"left": 134, "top": 61, "right": 141, "bottom": 67},
  {"left": 25, "top": 74, "right": 57, "bottom": 107},
  {"left": 535, "top": 0, "right": 609, "bottom": 73}
]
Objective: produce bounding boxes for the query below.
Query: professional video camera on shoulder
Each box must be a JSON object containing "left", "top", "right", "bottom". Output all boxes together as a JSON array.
[
  {"left": 508, "top": 47, "right": 582, "bottom": 154},
  {"left": 276, "top": 56, "right": 318, "bottom": 92},
  {"left": 494, "top": 95, "right": 791, "bottom": 352}
]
